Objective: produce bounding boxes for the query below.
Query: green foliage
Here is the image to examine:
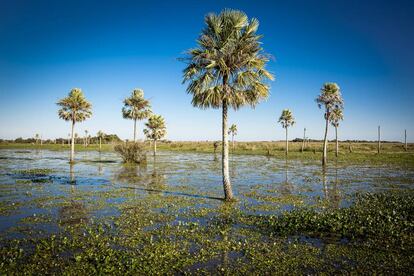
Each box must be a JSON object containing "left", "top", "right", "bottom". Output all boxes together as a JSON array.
[
  {"left": 182, "top": 9, "right": 274, "bottom": 110},
  {"left": 228, "top": 124, "right": 237, "bottom": 136},
  {"left": 114, "top": 143, "right": 147, "bottom": 164},
  {"left": 122, "top": 89, "right": 152, "bottom": 121},
  {"left": 14, "top": 168, "right": 54, "bottom": 176},
  {"left": 316, "top": 82, "right": 344, "bottom": 119},
  {"left": 56, "top": 88, "right": 92, "bottom": 123},
  {"left": 254, "top": 192, "right": 414, "bottom": 245},
  {"left": 278, "top": 109, "right": 295, "bottom": 128},
  {"left": 143, "top": 115, "right": 167, "bottom": 141}
]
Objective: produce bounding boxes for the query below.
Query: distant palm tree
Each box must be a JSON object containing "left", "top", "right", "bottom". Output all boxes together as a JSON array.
[
  {"left": 75, "top": 133, "right": 79, "bottom": 144},
  {"left": 316, "top": 83, "right": 344, "bottom": 166},
  {"left": 182, "top": 9, "right": 274, "bottom": 201},
  {"left": 278, "top": 109, "right": 295, "bottom": 155},
  {"left": 330, "top": 108, "right": 344, "bottom": 157},
  {"left": 57, "top": 88, "right": 92, "bottom": 163},
  {"left": 122, "top": 89, "right": 152, "bottom": 142},
  {"left": 34, "top": 133, "right": 40, "bottom": 144},
  {"left": 228, "top": 124, "right": 238, "bottom": 151},
  {"left": 84, "top": 130, "right": 88, "bottom": 147},
  {"left": 144, "top": 114, "right": 166, "bottom": 156},
  {"left": 97, "top": 131, "right": 105, "bottom": 152}
]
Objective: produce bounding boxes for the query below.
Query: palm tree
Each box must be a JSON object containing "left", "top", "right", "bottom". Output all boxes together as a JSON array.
[
  {"left": 122, "top": 89, "right": 152, "bottom": 142},
  {"left": 34, "top": 133, "right": 40, "bottom": 144},
  {"left": 97, "top": 131, "right": 105, "bottom": 152},
  {"left": 330, "top": 108, "right": 344, "bottom": 157},
  {"left": 143, "top": 114, "right": 166, "bottom": 156},
  {"left": 228, "top": 124, "right": 238, "bottom": 151},
  {"left": 278, "top": 109, "right": 295, "bottom": 155},
  {"left": 316, "top": 83, "right": 344, "bottom": 166},
  {"left": 84, "top": 130, "right": 88, "bottom": 147},
  {"left": 57, "top": 88, "right": 92, "bottom": 163},
  {"left": 182, "top": 9, "right": 274, "bottom": 201}
]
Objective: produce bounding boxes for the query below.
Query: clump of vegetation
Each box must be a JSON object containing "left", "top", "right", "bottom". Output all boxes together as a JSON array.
[
  {"left": 114, "top": 142, "right": 147, "bottom": 164},
  {"left": 253, "top": 192, "right": 414, "bottom": 246},
  {"left": 14, "top": 168, "right": 54, "bottom": 176}
]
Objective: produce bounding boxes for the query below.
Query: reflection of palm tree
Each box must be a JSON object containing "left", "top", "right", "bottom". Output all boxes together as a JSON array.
[
  {"left": 321, "top": 166, "right": 341, "bottom": 208},
  {"left": 149, "top": 156, "right": 167, "bottom": 189},
  {"left": 279, "top": 159, "right": 293, "bottom": 195},
  {"left": 69, "top": 163, "right": 76, "bottom": 185}
]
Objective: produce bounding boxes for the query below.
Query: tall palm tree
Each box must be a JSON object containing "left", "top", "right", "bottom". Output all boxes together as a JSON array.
[
  {"left": 316, "top": 83, "right": 343, "bottom": 166},
  {"left": 278, "top": 109, "right": 295, "bottom": 155},
  {"left": 330, "top": 108, "right": 344, "bottom": 157},
  {"left": 143, "top": 114, "right": 166, "bottom": 156},
  {"left": 122, "top": 89, "right": 152, "bottom": 142},
  {"left": 97, "top": 131, "right": 105, "bottom": 152},
  {"left": 57, "top": 88, "right": 92, "bottom": 163},
  {"left": 182, "top": 9, "right": 274, "bottom": 201},
  {"left": 228, "top": 124, "right": 238, "bottom": 151}
]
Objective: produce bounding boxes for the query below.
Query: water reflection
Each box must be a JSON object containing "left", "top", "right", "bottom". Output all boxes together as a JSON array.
[
  {"left": 279, "top": 159, "right": 294, "bottom": 195},
  {"left": 59, "top": 164, "right": 88, "bottom": 226},
  {"left": 321, "top": 166, "right": 341, "bottom": 208}
]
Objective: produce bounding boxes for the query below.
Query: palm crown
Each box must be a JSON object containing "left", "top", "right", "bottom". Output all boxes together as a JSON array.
[
  {"left": 57, "top": 88, "right": 92, "bottom": 122},
  {"left": 122, "top": 89, "right": 152, "bottom": 121},
  {"left": 316, "top": 83, "right": 344, "bottom": 119},
  {"left": 143, "top": 115, "right": 166, "bottom": 141},
  {"left": 228, "top": 124, "right": 238, "bottom": 136},
  {"left": 97, "top": 131, "right": 105, "bottom": 139},
  {"left": 330, "top": 108, "right": 344, "bottom": 127},
  {"left": 182, "top": 9, "right": 274, "bottom": 109},
  {"left": 278, "top": 109, "right": 295, "bottom": 128}
]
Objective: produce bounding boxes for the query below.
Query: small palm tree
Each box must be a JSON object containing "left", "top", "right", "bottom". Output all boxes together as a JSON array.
[
  {"left": 228, "top": 124, "right": 238, "bottom": 151},
  {"left": 97, "top": 131, "right": 105, "bottom": 152},
  {"left": 330, "top": 108, "right": 344, "bottom": 157},
  {"left": 143, "top": 114, "right": 167, "bottom": 156},
  {"left": 84, "top": 130, "right": 89, "bottom": 147},
  {"left": 57, "top": 88, "right": 92, "bottom": 163},
  {"left": 34, "top": 133, "right": 40, "bottom": 145},
  {"left": 278, "top": 109, "right": 295, "bottom": 155},
  {"left": 182, "top": 9, "right": 274, "bottom": 201},
  {"left": 122, "top": 89, "right": 152, "bottom": 142},
  {"left": 316, "top": 83, "right": 344, "bottom": 166}
]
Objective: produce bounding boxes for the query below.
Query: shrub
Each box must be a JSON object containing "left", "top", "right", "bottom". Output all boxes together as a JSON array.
[{"left": 114, "top": 142, "right": 147, "bottom": 164}]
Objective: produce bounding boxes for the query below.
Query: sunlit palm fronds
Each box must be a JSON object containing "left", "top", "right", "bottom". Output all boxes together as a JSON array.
[
  {"left": 278, "top": 109, "right": 295, "bottom": 128},
  {"left": 57, "top": 88, "right": 92, "bottom": 122},
  {"left": 182, "top": 9, "right": 274, "bottom": 110}
]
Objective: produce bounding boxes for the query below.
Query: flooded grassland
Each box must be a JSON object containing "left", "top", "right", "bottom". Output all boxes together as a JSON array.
[{"left": 0, "top": 149, "right": 413, "bottom": 274}]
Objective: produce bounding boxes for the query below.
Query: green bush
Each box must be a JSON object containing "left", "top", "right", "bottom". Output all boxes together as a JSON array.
[{"left": 114, "top": 143, "right": 147, "bottom": 164}]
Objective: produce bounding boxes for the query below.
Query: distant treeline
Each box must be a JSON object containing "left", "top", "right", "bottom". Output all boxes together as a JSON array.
[
  {"left": 0, "top": 134, "right": 122, "bottom": 144},
  {"left": 291, "top": 138, "right": 402, "bottom": 143}
]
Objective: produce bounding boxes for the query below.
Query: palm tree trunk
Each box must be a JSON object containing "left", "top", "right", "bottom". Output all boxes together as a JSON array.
[
  {"left": 153, "top": 140, "right": 157, "bottom": 156},
  {"left": 404, "top": 129, "right": 407, "bottom": 151},
  {"left": 301, "top": 128, "right": 306, "bottom": 152},
  {"left": 99, "top": 137, "right": 102, "bottom": 152},
  {"left": 335, "top": 126, "right": 339, "bottom": 157},
  {"left": 377, "top": 125, "right": 381, "bottom": 154},
  {"left": 232, "top": 134, "right": 234, "bottom": 152},
  {"left": 285, "top": 127, "right": 289, "bottom": 155},
  {"left": 322, "top": 113, "right": 329, "bottom": 166},
  {"left": 222, "top": 102, "right": 233, "bottom": 201},
  {"left": 70, "top": 120, "right": 75, "bottom": 163},
  {"left": 133, "top": 119, "right": 137, "bottom": 142}
]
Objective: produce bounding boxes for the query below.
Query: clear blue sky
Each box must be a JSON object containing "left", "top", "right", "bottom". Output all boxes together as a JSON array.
[{"left": 1, "top": 0, "right": 413, "bottom": 141}]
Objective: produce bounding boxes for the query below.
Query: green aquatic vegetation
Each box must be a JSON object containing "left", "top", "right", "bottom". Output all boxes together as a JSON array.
[
  {"left": 14, "top": 168, "right": 54, "bottom": 176},
  {"left": 252, "top": 192, "right": 414, "bottom": 246}
]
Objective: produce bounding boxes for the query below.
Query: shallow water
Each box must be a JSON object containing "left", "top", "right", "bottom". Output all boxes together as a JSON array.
[{"left": 1, "top": 148, "right": 413, "bottom": 237}]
